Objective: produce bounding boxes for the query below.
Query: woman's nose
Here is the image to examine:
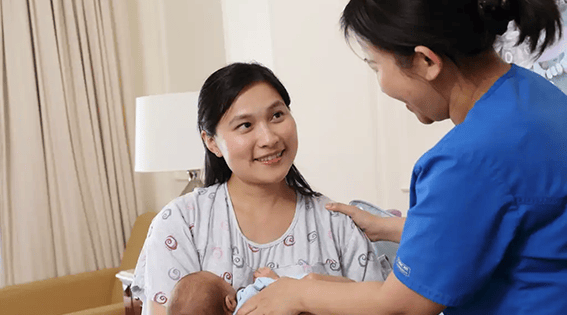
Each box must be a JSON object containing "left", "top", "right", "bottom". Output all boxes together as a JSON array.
[{"left": 257, "top": 124, "right": 279, "bottom": 147}]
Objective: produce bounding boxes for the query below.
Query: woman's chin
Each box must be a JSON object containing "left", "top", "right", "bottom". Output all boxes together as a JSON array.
[{"left": 249, "top": 169, "right": 292, "bottom": 187}]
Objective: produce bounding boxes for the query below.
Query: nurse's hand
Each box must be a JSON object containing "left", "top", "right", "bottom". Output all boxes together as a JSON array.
[
  {"left": 235, "top": 277, "right": 302, "bottom": 315},
  {"left": 326, "top": 202, "right": 405, "bottom": 243}
]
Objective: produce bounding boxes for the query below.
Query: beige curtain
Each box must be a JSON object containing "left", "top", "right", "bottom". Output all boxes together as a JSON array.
[{"left": 0, "top": 0, "right": 140, "bottom": 287}]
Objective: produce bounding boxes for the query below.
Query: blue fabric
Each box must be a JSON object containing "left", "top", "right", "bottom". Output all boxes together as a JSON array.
[
  {"left": 393, "top": 64, "right": 567, "bottom": 315},
  {"left": 233, "top": 277, "right": 276, "bottom": 314}
]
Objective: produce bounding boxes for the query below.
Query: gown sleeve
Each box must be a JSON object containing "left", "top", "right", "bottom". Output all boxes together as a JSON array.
[
  {"left": 337, "top": 213, "right": 393, "bottom": 282},
  {"left": 131, "top": 195, "right": 201, "bottom": 309}
]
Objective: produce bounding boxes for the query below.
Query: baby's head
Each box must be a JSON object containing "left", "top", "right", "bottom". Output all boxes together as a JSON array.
[{"left": 167, "top": 271, "right": 237, "bottom": 315}]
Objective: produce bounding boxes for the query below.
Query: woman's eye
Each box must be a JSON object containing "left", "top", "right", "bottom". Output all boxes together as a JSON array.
[
  {"left": 272, "top": 111, "right": 284, "bottom": 120},
  {"left": 237, "top": 122, "right": 251, "bottom": 130}
]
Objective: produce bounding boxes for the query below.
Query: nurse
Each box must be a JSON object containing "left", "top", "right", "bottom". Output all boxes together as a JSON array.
[{"left": 236, "top": 0, "right": 567, "bottom": 314}]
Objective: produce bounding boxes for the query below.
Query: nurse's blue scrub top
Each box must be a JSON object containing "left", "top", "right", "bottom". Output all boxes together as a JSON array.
[{"left": 393, "top": 64, "right": 567, "bottom": 315}]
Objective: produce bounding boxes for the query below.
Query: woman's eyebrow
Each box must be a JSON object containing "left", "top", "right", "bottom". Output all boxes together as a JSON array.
[
  {"left": 268, "top": 100, "right": 286, "bottom": 110},
  {"left": 228, "top": 100, "right": 286, "bottom": 125},
  {"left": 229, "top": 113, "right": 252, "bottom": 125}
]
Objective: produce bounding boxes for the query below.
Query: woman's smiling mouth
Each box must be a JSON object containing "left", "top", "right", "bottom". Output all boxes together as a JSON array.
[{"left": 255, "top": 150, "right": 284, "bottom": 164}]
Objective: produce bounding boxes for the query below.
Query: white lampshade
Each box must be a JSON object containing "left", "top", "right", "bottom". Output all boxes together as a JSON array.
[{"left": 135, "top": 92, "right": 205, "bottom": 172}]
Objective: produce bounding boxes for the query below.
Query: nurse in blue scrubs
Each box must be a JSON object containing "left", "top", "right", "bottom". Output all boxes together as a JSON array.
[{"left": 236, "top": 0, "right": 567, "bottom": 314}]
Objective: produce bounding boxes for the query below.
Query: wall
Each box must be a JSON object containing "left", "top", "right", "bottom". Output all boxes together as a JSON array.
[{"left": 125, "top": 0, "right": 226, "bottom": 213}]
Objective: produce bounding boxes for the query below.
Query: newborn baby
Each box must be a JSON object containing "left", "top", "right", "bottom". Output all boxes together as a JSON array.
[
  {"left": 167, "top": 268, "right": 351, "bottom": 315},
  {"left": 166, "top": 270, "right": 238, "bottom": 315}
]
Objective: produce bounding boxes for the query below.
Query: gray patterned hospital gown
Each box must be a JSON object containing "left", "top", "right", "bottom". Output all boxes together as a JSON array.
[{"left": 131, "top": 183, "right": 392, "bottom": 313}]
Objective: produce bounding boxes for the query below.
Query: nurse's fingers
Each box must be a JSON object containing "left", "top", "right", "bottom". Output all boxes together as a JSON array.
[
  {"left": 325, "top": 202, "right": 359, "bottom": 216},
  {"left": 326, "top": 202, "right": 382, "bottom": 241}
]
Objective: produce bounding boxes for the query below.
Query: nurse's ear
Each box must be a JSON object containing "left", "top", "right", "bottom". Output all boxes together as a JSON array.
[
  {"left": 201, "top": 130, "right": 223, "bottom": 158},
  {"left": 413, "top": 46, "right": 442, "bottom": 82}
]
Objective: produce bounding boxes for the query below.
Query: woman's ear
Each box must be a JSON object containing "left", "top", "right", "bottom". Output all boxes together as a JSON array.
[
  {"left": 414, "top": 46, "right": 442, "bottom": 81},
  {"left": 201, "top": 130, "right": 222, "bottom": 157},
  {"left": 225, "top": 294, "right": 237, "bottom": 312}
]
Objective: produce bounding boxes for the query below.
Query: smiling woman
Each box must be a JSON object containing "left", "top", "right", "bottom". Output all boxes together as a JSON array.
[
  {"left": 196, "top": 63, "right": 314, "bottom": 197},
  {"left": 130, "top": 62, "right": 392, "bottom": 315},
  {"left": 203, "top": 82, "right": 299, "bottom": 188}
]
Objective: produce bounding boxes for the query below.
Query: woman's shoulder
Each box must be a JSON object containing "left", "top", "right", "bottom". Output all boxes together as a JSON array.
[
  {"left": 153, "top": 183, "right": 225, "bottom": 229},
  {"left": 301, "top": 193, "right": 331, "bottom": 214},
  {"left": 175, "top": 182, "right": 225, "bottom": 207},
  {"left": 182, "top": 183, "right": 225, "bottom": 206},
  {"left": 301, "top": 193, "right": 372, "bottom": 255}
]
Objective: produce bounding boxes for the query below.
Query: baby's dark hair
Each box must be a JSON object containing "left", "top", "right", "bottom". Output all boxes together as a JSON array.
[
  {"left": 197, "top": 62, "right": 321, "bottom": 197},
  {"left": 341, "top": 0, "right": 562, "bottom": 65},
  {"left": 167, "top": 273, "right": 227, "bottom": 315}
]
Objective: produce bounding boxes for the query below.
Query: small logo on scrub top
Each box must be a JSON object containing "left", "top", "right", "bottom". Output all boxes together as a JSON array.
[{"left": 396, "top": 257, "right": 411, "bottom": 277}]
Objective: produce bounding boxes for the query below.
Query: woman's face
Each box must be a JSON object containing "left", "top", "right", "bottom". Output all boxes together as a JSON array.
[
  {"left": 362, "top": 44, "right": 448, "bottom": 124},
  {"left": 206, "top": 81, "right": 298, "bottom": 186}
]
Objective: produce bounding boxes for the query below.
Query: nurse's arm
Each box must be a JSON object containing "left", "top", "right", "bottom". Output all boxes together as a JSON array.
[{"left": 299, "top": 272, "right": 445, "bottom": 315}]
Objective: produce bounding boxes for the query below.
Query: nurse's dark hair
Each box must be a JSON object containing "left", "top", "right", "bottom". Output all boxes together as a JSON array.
[
  {"left": 197, "top": 62, "right": 321, "bottom": 197},
  {"left": 341, "top": 0, "right": 563, "bottom": 65}
]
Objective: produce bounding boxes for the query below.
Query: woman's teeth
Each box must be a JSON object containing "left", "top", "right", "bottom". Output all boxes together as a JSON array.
[{"left": 257, "top": 151, "right": 283, "bottom": 162}]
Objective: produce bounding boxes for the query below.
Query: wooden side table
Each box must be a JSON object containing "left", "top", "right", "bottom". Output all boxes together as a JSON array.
[{"left": 116, "top": 269, "right": 143, "bottom": 315}]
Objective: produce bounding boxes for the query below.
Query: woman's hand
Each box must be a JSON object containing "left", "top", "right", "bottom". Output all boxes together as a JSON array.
[
  {"left": 326, "top": 202, "right": 405, "bottom": 243},
  {"left": 236, "top": 277, "right": 303, "bottom": 315}
]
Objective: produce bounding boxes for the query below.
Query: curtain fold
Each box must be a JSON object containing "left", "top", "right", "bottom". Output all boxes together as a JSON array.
[
  {"left": 0, "top": 0, "right": 7, "bottom": 289},
  {"left": 0, "top": 0, "right": 140, "bottom": 287}
]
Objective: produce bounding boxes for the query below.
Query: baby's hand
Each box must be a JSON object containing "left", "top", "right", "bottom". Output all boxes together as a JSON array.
[{"left": 254, "top": 267, "right": 279, "bottom": 280}]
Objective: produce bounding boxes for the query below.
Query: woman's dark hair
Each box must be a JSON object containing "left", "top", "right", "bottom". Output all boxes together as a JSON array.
[
  {"left": 341, "top": 0, "right": 563, "bottom": 65},
  {"left": 197, "top": 62, "right": 320, "bottom": 197}
]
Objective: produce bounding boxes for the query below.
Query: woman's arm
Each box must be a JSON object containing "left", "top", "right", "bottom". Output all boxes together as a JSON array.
[
  {"left": 326, "top": 202, "right": 405, "bottom": 242},
  {"left": 134, "top": 199, "right": 201, "bottom": 315}
]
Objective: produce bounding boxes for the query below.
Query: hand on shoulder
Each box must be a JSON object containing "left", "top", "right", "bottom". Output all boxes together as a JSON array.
[{"left": 325, "top": 202, "right": 405, "bottom": 242}]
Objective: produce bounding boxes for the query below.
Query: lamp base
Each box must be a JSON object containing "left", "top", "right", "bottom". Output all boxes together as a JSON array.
[{"left": 180, "top": 170, "right": 204, "bottom": 196}]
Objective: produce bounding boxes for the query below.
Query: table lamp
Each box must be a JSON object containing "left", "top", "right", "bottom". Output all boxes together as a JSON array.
[{"left": 135, "top": 92, "right": 205, "bottom": 195}]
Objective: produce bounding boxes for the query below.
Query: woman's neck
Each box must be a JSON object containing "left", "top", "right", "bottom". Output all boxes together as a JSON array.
[
  {"left": 226, "top": 176, "right": 296, "bottom": 215},
  {"left": 446, "top": 50, "right": 511, "bottom": 125},
  {"left": 226, "top": 176, "right": 298, "bottom": 244}
]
